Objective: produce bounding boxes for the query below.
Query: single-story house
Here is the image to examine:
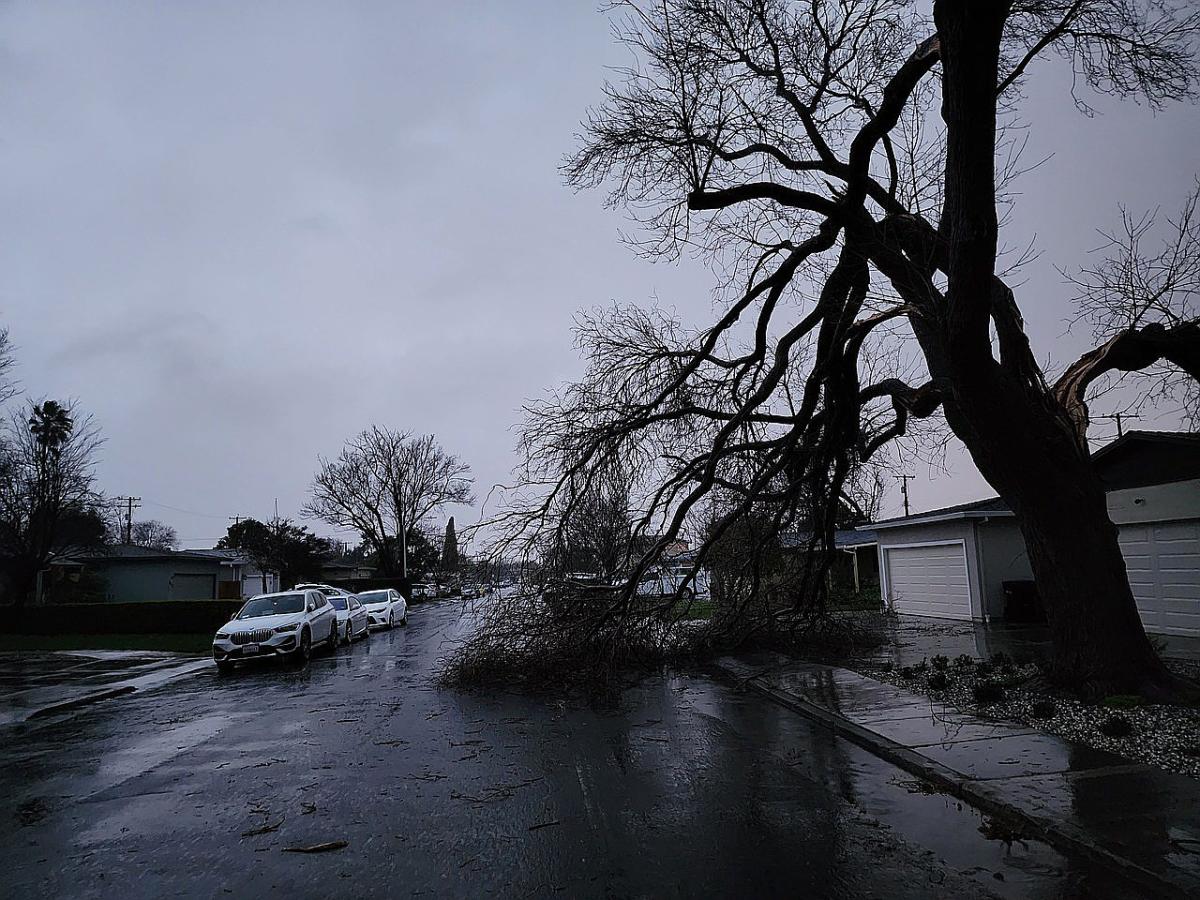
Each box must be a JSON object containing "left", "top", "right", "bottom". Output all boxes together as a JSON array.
[
  {"left": 867, "top": 431, "right": 1200, "bottom": 636},
  {"left": 319, "top": 558, "right": 376, "bottom": 584},
  {"left": 779, "top": 529, "right": 880, "bottom": 593},
  {"left": 64, "top": 545, "right": 278, "bottom": 602}
]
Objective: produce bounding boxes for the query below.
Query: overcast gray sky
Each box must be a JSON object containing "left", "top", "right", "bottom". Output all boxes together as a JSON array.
[{"left": 0, "top": 1, "right": 1196, "bottom": 548}]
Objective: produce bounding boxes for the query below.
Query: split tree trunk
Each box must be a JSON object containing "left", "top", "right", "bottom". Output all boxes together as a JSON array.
[
  {"left": 944, "top": 374, "right": 1174, "bottom": 697},
  {"left": 931, "top": 1, "right": 1179, "bottom": 698}
]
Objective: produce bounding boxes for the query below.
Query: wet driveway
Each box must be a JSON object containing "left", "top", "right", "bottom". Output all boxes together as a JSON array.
[{"left": 0, "top": 602, "right": 1147, "bottom": 898}]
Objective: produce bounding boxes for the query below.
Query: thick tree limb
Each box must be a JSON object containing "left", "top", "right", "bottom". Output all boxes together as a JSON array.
[{"left": 1054, "top": 320, "right": 1200, "bottom": 440}]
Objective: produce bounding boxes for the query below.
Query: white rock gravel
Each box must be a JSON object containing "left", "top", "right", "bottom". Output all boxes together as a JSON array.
[{"left": 858, "top": 657, "right": 1200, "bottom": 779}]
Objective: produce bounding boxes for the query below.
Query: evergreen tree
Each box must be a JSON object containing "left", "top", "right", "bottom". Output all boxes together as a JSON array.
[{"left": 441, "top": 517, "right": 458, "bottom": 572}]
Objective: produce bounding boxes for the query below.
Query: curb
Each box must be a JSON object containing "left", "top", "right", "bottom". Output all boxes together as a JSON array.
[
  {"left": 722, "top": 667, "right": 1192, "bottom": 900},
  {"left": 27, "top": 685, "right": 136, "bottom": 719},
  {"left": 22, "top": 658, "right": 210, "bottom": 723}
]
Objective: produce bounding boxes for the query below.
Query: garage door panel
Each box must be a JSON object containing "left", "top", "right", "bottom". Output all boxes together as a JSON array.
[
  {"left": 885, "top": 543, "right": 972, "bottom": 620},
  {"left": 1118, "top": 520, "right": 1200, "bottom": 637}
]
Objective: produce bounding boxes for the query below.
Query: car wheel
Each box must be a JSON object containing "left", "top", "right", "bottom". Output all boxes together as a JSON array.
[
  {"left": 388, "top": 612, "right": 394, "bottom": 629},
  {"left": 294, "top": 628, "right": 312, "bottom": 664}
]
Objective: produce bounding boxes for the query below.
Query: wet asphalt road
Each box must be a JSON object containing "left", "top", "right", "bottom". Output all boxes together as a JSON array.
[{"left": 0, "top": 602, "right": 1142, "bottom": 899}]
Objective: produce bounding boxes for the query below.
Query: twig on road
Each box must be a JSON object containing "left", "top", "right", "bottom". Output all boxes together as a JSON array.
[
  {"left": 241, "top": 818, "right": 283, "bottom": 837},
  {"left": 282, "top": 840, "right": 348, "bottom": 854}
]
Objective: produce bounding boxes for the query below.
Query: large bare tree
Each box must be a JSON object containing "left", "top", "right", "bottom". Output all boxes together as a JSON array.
[
  {"left": 304, "top": 429, "right": 474, "bottom": 579},
  {"left": 515, "top": 0, "right": 1199, "bottom": 695}
]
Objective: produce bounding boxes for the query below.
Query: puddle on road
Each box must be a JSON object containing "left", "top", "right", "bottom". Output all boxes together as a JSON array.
[{"left": 88, "top": 714, "right": 233, "bottom": 798}]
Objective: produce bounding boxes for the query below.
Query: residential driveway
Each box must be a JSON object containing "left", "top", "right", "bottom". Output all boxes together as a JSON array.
[{"left": 0, "top": 603, "right": 1144, "bottom": 899}]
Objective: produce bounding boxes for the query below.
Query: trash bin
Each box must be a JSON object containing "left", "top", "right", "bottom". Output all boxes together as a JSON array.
[{"left": 1003, "top": 580, "right": 1045, "bottom": 623}]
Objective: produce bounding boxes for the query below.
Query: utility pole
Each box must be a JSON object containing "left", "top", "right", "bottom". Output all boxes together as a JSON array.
[
  {"left": 1095, "top": 412, "right": 1139, "bottom": 438},
  {"left": 228, "top": 515, "right": 244, "bottom": 527},
  {"left": 111, "top": 496, "right": 141, "bottom": 544},
  {"left": 896, "top": 475, "right": 912, "bottom": 518}
]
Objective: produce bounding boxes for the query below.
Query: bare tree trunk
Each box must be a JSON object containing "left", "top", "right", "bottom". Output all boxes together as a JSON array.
[
  {"left": 931, "top": 1, "right": 1180, "bottom": 698},
  {"left": 945, "top": 375, "right": 1175, "bottom": 696}
]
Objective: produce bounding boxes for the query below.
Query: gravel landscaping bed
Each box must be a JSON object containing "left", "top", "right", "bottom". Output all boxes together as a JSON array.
[{"left": 855, "top": 653, "right": 1200, "bottom": 779}]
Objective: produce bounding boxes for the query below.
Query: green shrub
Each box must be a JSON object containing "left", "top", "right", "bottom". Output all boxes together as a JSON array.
[
  {"left": 899, "top": 666, "right": 918, "bottom": 680},
  {"left": 1030, "top": 699, "right": 1057, "bottom": 718},
  {"left": 954, "top": 654, "right": 975, "bottom": 669},
  {"left": 1098, "top": 715, "right": 1133, "bottom": 738},
  {"left": 927, "top": 671, "right": 952, "bottom": 691},
  {"left": 973, "top": 682, "right": 1006, "bottom": 704}
]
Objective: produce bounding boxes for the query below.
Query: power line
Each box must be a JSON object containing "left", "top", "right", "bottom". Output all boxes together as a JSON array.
[
  {"left": 1093, "top": 412, "right": 1140, "bottom": 438},
  {"left": 140, "top": 498, "right": 231, "bottom": 520}
]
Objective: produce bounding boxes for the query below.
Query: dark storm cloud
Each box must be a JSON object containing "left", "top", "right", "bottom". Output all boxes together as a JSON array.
[{"left": 0, "top": 1, "right": 1195, "bottom": 543}]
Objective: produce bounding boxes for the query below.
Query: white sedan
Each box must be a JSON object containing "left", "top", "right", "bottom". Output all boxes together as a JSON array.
[
  {"left": 212, "top": 589, "right": 339, "bottom": 673},
  {"left": 358, "top": 588, "right": 407, "bottom": 628},
  {"left": 329, "top": 593, "right": 370, "bottom": 644}
]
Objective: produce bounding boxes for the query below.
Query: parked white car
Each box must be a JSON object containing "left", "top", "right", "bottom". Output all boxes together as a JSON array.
[
  {"left": 358, "top": 588, "right": 407, "bottom": 628},
  {"left": 637, "top": 566, "right": 709, "bottom": 600},
  {"left": 212, "top": 589, "right": 338, "bottom": 673},
  {"left": 329, "top": 593, "right": 370, "bottom": 644}
]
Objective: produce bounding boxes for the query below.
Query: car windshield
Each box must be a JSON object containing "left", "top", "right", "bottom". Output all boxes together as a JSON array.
[
  {"left": 330, "top": 597, "right": 348, "bottom": 610},
  {"left": 359, "top": 591, "right": 389, "bottom": 605},
  {"left": 238, "top": 593, "right": 304, "bottom": 619}
]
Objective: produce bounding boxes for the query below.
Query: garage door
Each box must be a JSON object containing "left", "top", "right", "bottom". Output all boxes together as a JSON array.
[
  {"left": 170, "top": 573, "right": 216, "bottom": 600},
  {"left": 884, "top": 543, "right": 972, "bottom": 619},
  {"left": 1119, "top": 520, "right": 1200, "bottom": 636}
]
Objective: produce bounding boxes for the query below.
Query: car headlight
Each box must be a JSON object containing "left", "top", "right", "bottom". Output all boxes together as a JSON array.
[
  {"left": 214, "top": 632, "right": 230, "bottom": 641},
  {"left": 273, "top": 624, "right": 299, "bottom": 634}
]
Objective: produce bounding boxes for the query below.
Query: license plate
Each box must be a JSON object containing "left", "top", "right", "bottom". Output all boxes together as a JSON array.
[{"left": 242, "top": 643, "right": 260, "bottom": 655}]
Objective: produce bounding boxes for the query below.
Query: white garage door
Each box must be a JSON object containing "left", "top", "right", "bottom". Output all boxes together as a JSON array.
[
  {"left": 1119, "top": 520, "right": 1200, "bottom": 636},
  {"left": 884, "top": 543, "right": 972, "bottom": 619}
]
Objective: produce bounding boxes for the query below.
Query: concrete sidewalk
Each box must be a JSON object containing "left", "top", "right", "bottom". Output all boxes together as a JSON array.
[
  {"left": 715, "top": 653, "right": 1200, "bottom": 899},
  {"left": 0, "top": 651, "right": 209, "bottom": 726}
]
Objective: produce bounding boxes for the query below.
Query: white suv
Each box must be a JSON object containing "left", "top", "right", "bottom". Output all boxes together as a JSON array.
[
  {"left": 357, "top": 588, "right": 408, "bottom": 629},
  {"left": 212, "top": 589, "right": 339, "bottom": 673}
]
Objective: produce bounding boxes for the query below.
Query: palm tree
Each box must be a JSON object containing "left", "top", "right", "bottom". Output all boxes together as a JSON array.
[{"left": 29, "top": 401, "right": 73, "bottom": 454}]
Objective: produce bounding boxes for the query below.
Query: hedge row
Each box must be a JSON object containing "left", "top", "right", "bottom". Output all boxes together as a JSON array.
[{"left": 1, "top": 600, "right": 243, "bottom": 635}]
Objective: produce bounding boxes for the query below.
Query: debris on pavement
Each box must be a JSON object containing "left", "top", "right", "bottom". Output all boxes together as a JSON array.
[
  {"left": 241, "top": 819, "right": 283, "bottom": 837},
  {"left": 282, "top": 841, "right": 348, "bottom": 854}
]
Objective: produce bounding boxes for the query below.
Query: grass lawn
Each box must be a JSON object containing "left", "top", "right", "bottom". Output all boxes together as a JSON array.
[{"left": 0, "top": 633, "right": 211, "bottom": 654}]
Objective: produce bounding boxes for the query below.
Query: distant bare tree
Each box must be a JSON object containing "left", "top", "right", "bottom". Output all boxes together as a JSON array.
[
  {"left": 0, "top": 400, "right": 103, "bottom": 605},
  {"left": 129, "top": 519, "right": 179, "bottom": 551},
  {"left": 0, "top": 329, "right": 17, "bottom": 406},
  {"left": 304, "top": 429, "right": 474, "bottom": 578}
]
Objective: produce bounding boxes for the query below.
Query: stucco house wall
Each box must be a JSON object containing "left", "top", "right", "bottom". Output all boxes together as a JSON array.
[
  {"left": 97, "top": 559, "right": 224, "bottom": 602},
  {"left": 974, "top": 519, "right": 1035, "bottom": 619}
]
